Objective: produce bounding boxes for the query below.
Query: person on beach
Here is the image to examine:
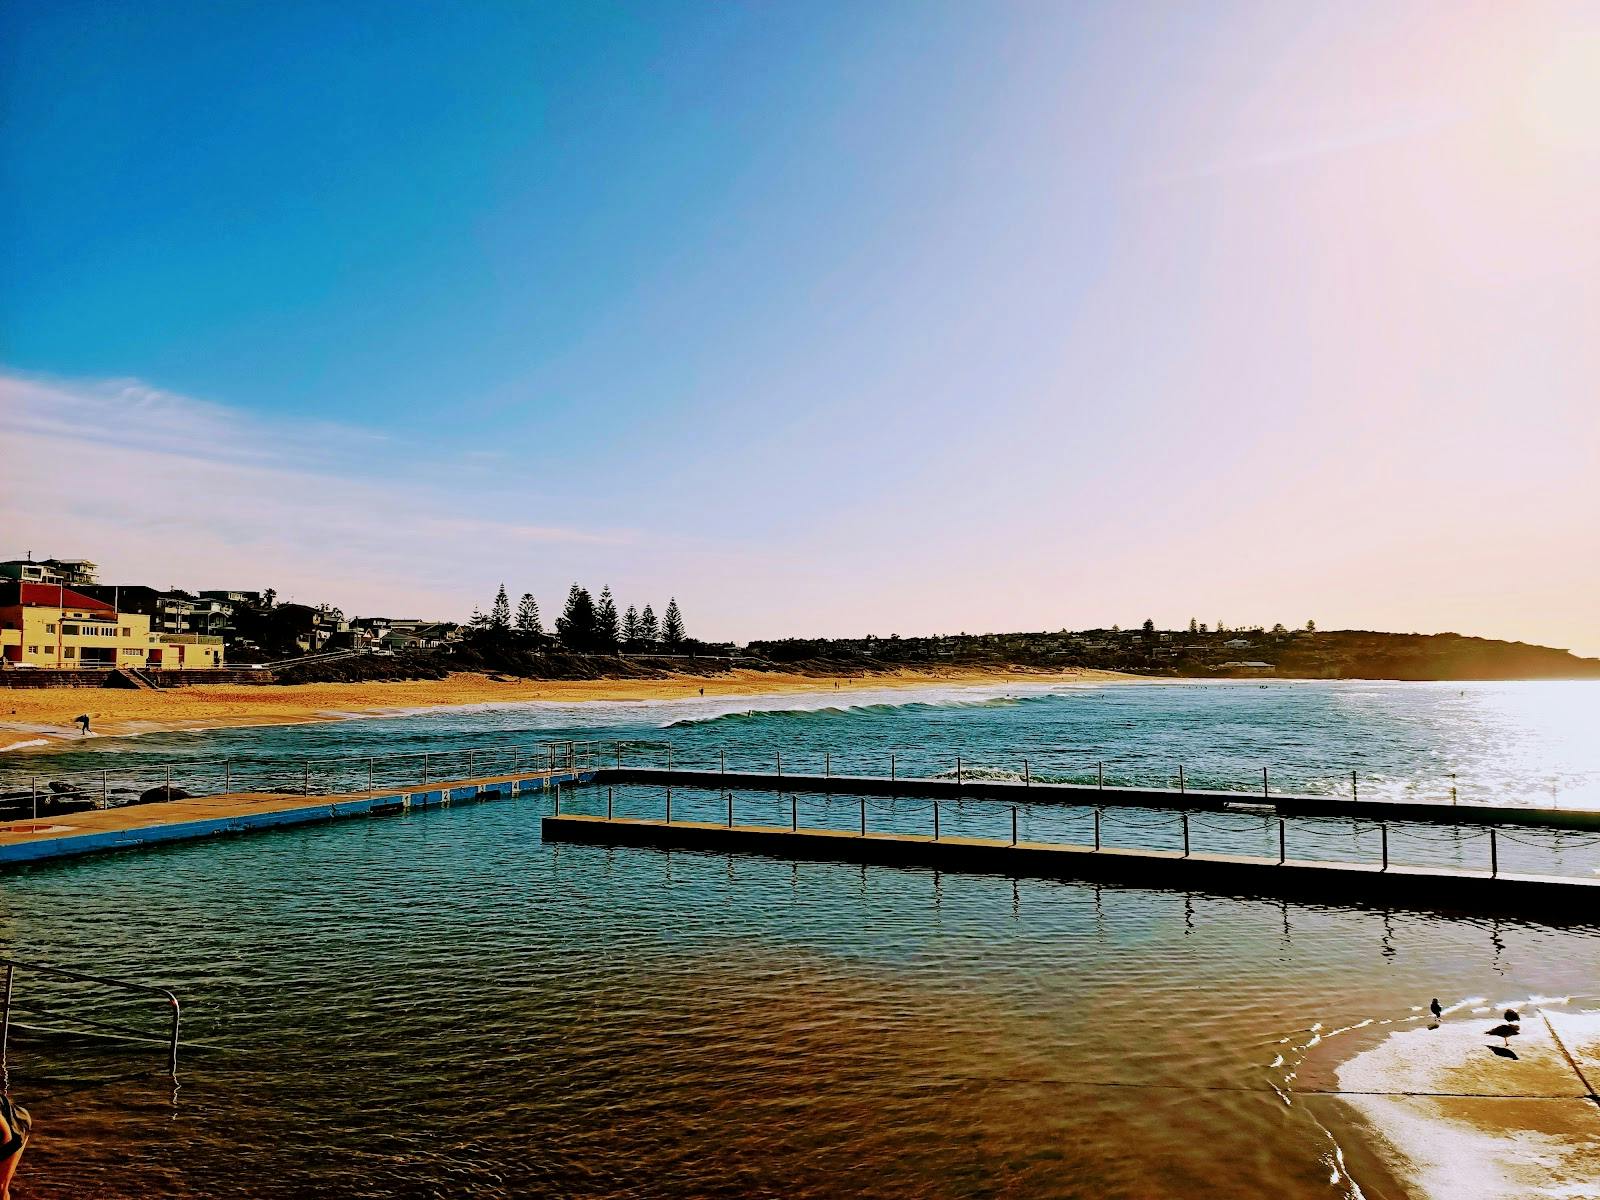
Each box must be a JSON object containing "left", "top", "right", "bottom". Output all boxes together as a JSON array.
[
  {"left": 75, "top": 713, "right": 90, "bottom": 735},
  {"left": 0, "top": 1093, "right": 31, "bottom": 1200}
]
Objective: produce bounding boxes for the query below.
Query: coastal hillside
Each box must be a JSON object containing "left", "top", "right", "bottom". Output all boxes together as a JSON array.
[
  {"left": 743, "top": 628, "right": 1600, "bottom": 681},
  {"left": 271, "top": 626, "right": 1600, "bottom": 685}
]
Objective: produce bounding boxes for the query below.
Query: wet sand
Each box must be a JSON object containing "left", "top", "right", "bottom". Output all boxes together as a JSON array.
[
  {"left": 0, "top": 667, "right": 1140, "bottom": 751},
  {"left": 1329, "top": 1010, "right": 1600, "bottom": 1198}
]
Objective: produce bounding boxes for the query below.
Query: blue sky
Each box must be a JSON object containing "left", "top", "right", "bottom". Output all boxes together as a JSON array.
[{"left": 4, "top": 2, "right": 1598, "bottom": 652}]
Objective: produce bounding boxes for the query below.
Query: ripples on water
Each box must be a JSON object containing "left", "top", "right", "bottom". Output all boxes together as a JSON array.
[{"left": 4, "top": 682, "right": 1600, "bottom": 1197}]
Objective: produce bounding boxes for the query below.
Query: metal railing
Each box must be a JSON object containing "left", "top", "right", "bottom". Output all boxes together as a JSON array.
[
  {"left": 1, "top": 958, "right": 182, "bottom": 1078},
  {"left": 0, "top": 740, "right": 602, "bottom": 822},
  {"left": 563, "top": 784, "right": 1600, "bottom": 883},
  {"left": 600, "top": 742, "right": 1593, "bottom": 813}
]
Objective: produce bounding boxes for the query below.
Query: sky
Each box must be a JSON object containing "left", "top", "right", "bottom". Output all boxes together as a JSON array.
[{"left": 2, "top": 2, "right": 1597, "bottom": 653}]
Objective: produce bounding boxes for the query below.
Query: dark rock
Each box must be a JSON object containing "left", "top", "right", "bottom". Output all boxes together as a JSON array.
[{"left": 139, "top": 785, "right": 192, "bottom": 805}]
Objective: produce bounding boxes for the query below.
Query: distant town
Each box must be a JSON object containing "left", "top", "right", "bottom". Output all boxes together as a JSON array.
[{"left": 2, "top": 552, "right": 1596, "bottom": 685}]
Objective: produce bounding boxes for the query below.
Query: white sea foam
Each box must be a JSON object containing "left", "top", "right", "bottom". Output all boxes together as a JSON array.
[{"left": 0, "top": 737, "right": 50, "bottom": 753}]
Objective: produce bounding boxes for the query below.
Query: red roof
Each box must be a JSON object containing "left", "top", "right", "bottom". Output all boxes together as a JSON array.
[{"left": 7, "top": 583, "right": 116, "bottom": 613}]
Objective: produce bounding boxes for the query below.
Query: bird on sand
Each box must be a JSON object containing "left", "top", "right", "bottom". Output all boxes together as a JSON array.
[
  {"left": 1504, "top": 1008, "right": 1521, "bottom": 1024},
  {"left": 1429, "top": 999, "right": 1443, "bottom": 1020},
  {"left": 1486, "top": 1022, "right": 1520, "bottom": 1046}
]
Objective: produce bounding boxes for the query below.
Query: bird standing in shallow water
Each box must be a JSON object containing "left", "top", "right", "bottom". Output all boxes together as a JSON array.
[
  {"left": 1504, "top": 1008, "right": 1521, "bottom": 1024},
  {"left": 1430, "top": 999, "right": 1443, "bottom": 1020}
]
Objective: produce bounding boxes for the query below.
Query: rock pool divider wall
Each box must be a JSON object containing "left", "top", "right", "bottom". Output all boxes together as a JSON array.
[
  {"left": 593, "top": 768, "right": 1600, "bottom": 831},
  {"left": 0, "top": 770, "right": 593, "bottom": 868},
  {"left": 542, "top": 812, "right": 1600, "bottom": 921}
]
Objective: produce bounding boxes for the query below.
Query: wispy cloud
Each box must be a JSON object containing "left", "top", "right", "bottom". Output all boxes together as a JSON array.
[{"left": 0, "top": 370, "right": 630, "bottom": 616}]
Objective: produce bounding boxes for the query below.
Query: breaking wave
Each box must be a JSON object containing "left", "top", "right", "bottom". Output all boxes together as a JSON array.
[{"left": 660, "top": 687, "right": 1079, "bottom": 730}]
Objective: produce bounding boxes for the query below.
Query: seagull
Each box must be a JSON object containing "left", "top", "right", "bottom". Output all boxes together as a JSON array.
[
  {"left": 1430, "top": 999, "right": 1443, "bottom": 1020},
  {"left": 1486, "top": 1022, "right": 1520, "bottom": 1046},
  {"left": 1504, "top": 1008, "right": 1521, "bottom": 1024}
]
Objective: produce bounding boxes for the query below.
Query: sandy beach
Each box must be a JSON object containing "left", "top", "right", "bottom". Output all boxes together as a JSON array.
[{"left": 0, "top": 666, "right": 1139, "bottom": 750}]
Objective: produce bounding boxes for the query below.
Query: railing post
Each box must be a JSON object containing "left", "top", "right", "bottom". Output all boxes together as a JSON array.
[
  {"left": 890, "top": 753, "right": 896, "bottom": 783},
  {"left": 1451, "top": 773, "right": 1457, "bottom": 805},
  {"left": 727, "top": 790, "right": 733, "bottom": 827},
  {"left": 776, "top": 750, "right": 782, "bottom": 778},
  {"left": 1094, "top": 807, "right": 1102, "bottom": 851},
  {"left": 167, "top": 993, "right": 182, "bottom": 1078},
  {"left": 554, "top": 782, "right": 560, "bottom": 815},
  {"left": 1490, "top": 828, "right": 1498, "bottom": 878},
  {"left": 1178, "top": 764, "right": 1185, "bottom": 795},
  {"left": 824, "top": 750, "right": 831, "bottom": 778},
  {"left": 665, "top": 787, "right": 671, "bottom": 823},
  {"left": 422, "top": 753, "right": 430, "bottom": 784},
  {"left": 1011, "top": 806, "right": 1018, "bottom": 845},
  {"left": 2, "top": 962, "right": 13, "bottom": 1073},
  {"left": 1380, "top": 822, "right": 1389, "bottom": 871},
  {"left": 1181, "top": 811, "right": 1190, "bottom": 857},
  {"left": 1351, "top": 770, "right": 1358, "bottom": 801},
  {"left": 31, "top": 779, "right": 37, "bottom": 822},
  {"left": 933, "top": 801, "right": 940, "bottom": 842},
  {"left": 607, "top": 786, "right": 614, "bottom": 820},
  {"left": 720, "top": 748, "right": 726, "bottom": 780},
  {"left": 1023, "top": 759, "right": 1030, "bottom": 787},
  {"left": 1262, "top": 767, "right": 1269, "bottom": 800},
  {"left": 1097, "top": 761, "right": 1104, "bottom": 791},
  {"left": 1278, "top": 818, "right": 1286, "bottom": 864},
  {"left": 859, "top": 795, "right": 866, "bottom": 836},
  {"left": 956, "top": 756, "right": 962, "bottom": 789},
  {"left": 791, "top": 793, "right": 798, "bottom": 831},
  {"left": 616, "top": 742, "right": 623, "bottom": 770},
  {"left": 102, "top": 769, "right": 108, "bottom": 805}
]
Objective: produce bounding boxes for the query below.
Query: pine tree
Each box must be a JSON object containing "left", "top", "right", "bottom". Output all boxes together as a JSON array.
[
  {"left": 1305, "top": 619, "right": 1317, "bottom": 633},
  {"left": 622, "top": 605, "right": 640, "bottom": 648},
  {"left": 515, "top": 593, "right": 542, "bottom": 637},
  {"left": 595, "top": 586, "right": 620, "bottom": 652},
  {"left": 1188, "top": 617, "right": 1199, "bottom": 634},
  {"left": 490, "top": 584, "right": 511, "bottom": 632},
  {"left": 638, "top": 604, "right": 659, "bottom": 646},
  {"left": 1142, "top": 618, "right": 1155, "bottom": 633},
  {"left": 662, "top": 598, "right": 685, "bottom": 647},
  {"left": 556, "top": 584, "right": 598, "bottom": 651}
]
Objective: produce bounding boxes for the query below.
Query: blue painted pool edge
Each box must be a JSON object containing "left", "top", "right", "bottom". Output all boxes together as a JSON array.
[{"left": 0, "top": 771, "right": 595, "bottom": 869}]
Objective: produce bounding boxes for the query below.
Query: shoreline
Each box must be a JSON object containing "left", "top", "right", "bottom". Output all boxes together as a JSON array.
[{"left": 0, "top": 667, "right": 1142, "bottom": 752}]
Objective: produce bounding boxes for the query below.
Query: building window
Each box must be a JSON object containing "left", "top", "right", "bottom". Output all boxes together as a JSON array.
[
  {"left": 64, "top": 646, "right": 75, "bottom": 658},
  {"left": 121, "top": 627, "right": 130, "bottom": 637},
  {"left": 45, "top": 623, "right": 56, "bottom": 634},
  {"left": 27, "top": 645, "right": 38, "bottom": 654}
]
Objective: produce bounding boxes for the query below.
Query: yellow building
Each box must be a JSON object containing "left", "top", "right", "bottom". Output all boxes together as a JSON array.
[
  {"left": 154, "top": 633, "right": 226, "bottom": 669},
  {"left": 0, "top": 583, "right": 158, "bottom": 669}
]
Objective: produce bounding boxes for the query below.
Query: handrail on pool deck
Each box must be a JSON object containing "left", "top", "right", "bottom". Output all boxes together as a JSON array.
[{"left": 1, "top": 957, "right": 182, "bottom": 1078}]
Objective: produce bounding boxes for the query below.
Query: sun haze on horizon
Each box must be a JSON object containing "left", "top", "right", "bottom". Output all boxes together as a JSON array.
[{"left": 2, "top": 2, "right": 1596, "bottom": 653}]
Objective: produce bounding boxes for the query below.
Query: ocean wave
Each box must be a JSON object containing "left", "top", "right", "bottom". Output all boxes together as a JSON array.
[
  {"left": 0, "top": 737, "right": 50, "bottom": 753},
  {"left": 660, "top": 686, "right": 1078, "bottom": 730}
]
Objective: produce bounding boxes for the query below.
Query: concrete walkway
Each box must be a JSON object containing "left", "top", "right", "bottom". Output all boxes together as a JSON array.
[{"left": 0, "top": 769, "right": 590, "bottom": 867}]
